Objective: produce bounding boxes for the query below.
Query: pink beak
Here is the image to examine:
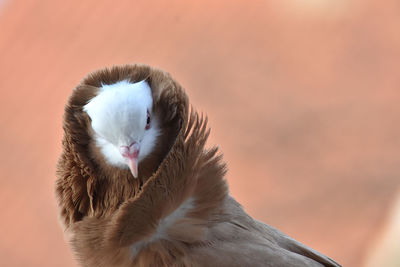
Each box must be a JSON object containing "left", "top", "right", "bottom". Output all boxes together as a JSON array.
[{"left": 119, "top": 142, "right": 140, "bottom": 178}]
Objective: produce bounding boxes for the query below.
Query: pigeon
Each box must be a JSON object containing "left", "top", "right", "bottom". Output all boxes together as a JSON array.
[{"left": 56, "top": 64, "right": 341, "bottom": 267}]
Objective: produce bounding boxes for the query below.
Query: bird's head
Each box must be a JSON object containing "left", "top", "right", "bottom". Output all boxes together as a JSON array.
[{"left": 83, "top": 80, "right": 159, "bottom": 178}]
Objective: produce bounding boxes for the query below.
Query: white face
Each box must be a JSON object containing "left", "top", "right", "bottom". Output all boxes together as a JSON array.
[{"left": 83, "top": 80, "right": 160, "bottom": 175}]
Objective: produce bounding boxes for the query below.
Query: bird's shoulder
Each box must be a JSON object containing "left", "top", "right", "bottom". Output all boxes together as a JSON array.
[{"left": 180, "top": 196, "right": 340, "bottom": 267}]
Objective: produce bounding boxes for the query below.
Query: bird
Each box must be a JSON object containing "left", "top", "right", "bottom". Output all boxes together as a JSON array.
[{"left": 56, "top": 64, "right": 341, "bottom": 267}]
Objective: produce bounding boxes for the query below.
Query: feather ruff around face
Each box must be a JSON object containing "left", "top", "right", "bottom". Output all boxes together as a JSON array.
[{"left": 55, "top": 64, "right": 228, "bottom": 266}]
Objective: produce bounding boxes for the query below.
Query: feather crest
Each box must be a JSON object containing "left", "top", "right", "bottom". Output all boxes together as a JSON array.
[{"left": 56, "top": 64, "right": 227, "bottom": 266}]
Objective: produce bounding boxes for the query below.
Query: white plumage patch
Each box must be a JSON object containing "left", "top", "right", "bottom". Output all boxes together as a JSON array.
[
  {"left": 130, "top": 198, "right": 194, "bottom": 256},
  {"left": 83, "top": 80, "right": 160, "bottom": 169},
  {"left": 150, "top": 198, "right": 194, "bottom": 242}
]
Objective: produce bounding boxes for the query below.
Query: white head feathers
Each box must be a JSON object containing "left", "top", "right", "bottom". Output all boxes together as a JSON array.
[{"left": 83, "top": 80, "right": 160, "bottom": 172}]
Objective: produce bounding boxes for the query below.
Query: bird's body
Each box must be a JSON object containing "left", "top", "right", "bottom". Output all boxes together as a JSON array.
[{"left": 56, "top": 64, "right": 341, "bottom": 267}]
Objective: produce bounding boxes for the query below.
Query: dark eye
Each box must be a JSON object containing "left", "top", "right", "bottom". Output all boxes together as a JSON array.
[{"left": 145, "top": 111, "right": 151, "bottom": 130}]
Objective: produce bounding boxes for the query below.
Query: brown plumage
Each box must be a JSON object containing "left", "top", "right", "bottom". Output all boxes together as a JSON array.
[{"left": 56, "top": 64, "right": 341, "bottom": 267}]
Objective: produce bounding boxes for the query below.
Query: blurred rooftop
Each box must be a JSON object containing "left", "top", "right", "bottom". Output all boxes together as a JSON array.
[{"left": 0, "top": 0, "right": 399, "bottom": 266}]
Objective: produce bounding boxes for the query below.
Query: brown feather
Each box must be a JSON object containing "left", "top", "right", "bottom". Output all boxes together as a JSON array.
[{"left": 56, "top": 64, "right": 341, "bottom": 267}]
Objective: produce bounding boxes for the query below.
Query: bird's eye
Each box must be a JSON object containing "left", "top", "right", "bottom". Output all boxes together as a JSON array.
[{"left": 145, "top": 111, "right": 151, "bottom": 130}]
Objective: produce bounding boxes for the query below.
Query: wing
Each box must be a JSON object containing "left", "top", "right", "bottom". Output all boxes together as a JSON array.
[
  {"left": 268, "top": 225, "right": 341, "bottom": 267},
  {"left": 188, "top": 236, "right": 326, "bottom": 267},
  {"left": 186, "top": 197, "right": 341, "bottom": 267}
]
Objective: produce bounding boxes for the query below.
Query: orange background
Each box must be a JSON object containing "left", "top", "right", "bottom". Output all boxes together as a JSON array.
[{"left": 0, "top": 0, "right": 399, "bottom": 266}]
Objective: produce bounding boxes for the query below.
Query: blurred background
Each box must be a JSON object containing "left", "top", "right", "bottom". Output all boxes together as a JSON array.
[{"left": 0, "top": 0, "right": 399, "bottom": 266}]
